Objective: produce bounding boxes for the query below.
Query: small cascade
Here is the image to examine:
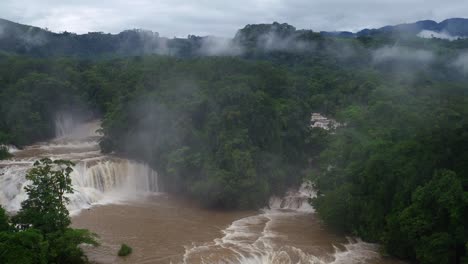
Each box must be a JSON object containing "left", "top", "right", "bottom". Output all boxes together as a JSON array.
[
  {"left": 55, "top": 112, "right": 78, "bottom": 138},
  {"left": 80, "top": 160, "right": 158, "bottom": 193},
  {"left": 0, "top": 164, "right": 31, "bottom": 212},
  {"left": 269, "top": 181, "right": 315, "bottom": 212}
]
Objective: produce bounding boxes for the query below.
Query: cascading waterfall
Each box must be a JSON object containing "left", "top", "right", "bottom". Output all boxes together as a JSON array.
[
  {"left": 55, "top": 112, "right": 78, "bottom": 138},
  {"left": 268, "top": 181, "right": 316, "bottom": 212},
  {"left": 68, "top": 159, "right": 159, "bottom": 214},
  {"left": 0, "top": 119, "right": 159, "bottom": 215}
]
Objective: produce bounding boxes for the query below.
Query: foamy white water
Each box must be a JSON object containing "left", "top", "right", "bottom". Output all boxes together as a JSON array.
[
  {"left": 182, "top": 182, "right": 396, "bottom": 264},
  {"left": 0, "top": 119, "right": 159, "bottom": 215}
]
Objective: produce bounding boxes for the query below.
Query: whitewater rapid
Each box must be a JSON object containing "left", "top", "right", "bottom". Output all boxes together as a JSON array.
[
  {"left": 0, "top": 120, "right": 159, "bottom": 215},
  {"left": 182, "top": 183, "right": 389, "bottom": 264}
]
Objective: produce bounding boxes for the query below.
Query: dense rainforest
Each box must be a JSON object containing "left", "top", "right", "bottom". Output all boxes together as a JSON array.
[{"left": 0, "top": 21, "right": 468, "bottom": 263}]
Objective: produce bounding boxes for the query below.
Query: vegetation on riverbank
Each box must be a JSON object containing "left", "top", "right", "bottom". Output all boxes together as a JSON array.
[
  {"left": 0, "top": 146, "right": 12, "bottom": 160},
  {"left": 0, "top": 158, "right": 98, "bottom": 264}
]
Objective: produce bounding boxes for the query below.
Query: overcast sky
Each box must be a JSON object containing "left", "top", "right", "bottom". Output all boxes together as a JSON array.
[{"left": 1, "top": 0, "right": 467, "bottom": 37}]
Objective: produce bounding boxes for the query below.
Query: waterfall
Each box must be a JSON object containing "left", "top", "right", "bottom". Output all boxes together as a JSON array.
[
  {"left": 55, "top": 112, "right": 78, "bottom": 138},
  {"left": 268, "top": 181, "right": 315, "bottom": 212},
  {"left": 68, "top": 159, "right": 159, "bottom": 214},
  {"left": 0, "top": 157, "right": 159, "bottom": 214},
  {"left": 0, "top": 120, "right": 159, "bottom": 215}
]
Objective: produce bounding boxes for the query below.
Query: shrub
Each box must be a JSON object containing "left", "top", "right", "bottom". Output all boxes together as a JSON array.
[
  {"left": 118, "top": 244, "right": 132, "bottom": 257},
  {"left": 0, "top": 146, "right": 11, "bottom": 160}
]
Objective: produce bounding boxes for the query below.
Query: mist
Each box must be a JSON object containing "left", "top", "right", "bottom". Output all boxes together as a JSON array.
[
  {"left": 417, "top": 30, "right": 465, "bottom": 41},
  {"left": 197, "top": 36, "right": 243, "bottom": 56},
  {"left": 372, "top": 46, "right": 434, "bottom": 64},
  {"left": 256, "top": 31, "right": 313, "bottom": 52},
  {"left": 453, "top": 51, "right": 468, "bottom": 74}
]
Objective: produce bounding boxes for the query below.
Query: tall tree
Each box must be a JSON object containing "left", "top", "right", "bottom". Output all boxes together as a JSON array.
[{"left": 13, "top": 158, "right": 74, "bottom": 233}]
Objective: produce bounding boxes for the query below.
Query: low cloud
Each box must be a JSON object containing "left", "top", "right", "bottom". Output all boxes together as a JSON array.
[
  {"left": 116, "top": 30, "right": 178, "bottom": 56},
  {"left": 452, "top": 51, "right": 468, "bottom": 73},
  {"left": 417, "top": 30, "right": 465, "bottom": 41},
  {"left": 197, "top": 36, "right": 244, "bottom": 56},
  {"left": 0, "top": 21, "right": 49, "bottom": 47},
  {"left": 372, "top": 46, "right": 434, "bottom": 64},
  {"left": 20, "top": 26, "right": 49, "bottom": 46},
  {"left": 256, "top": 31, "right": 312, "bottom": 52}
]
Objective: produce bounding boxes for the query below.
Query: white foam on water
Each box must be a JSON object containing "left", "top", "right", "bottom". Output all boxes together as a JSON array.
[
  {"left": 330, "top": 238, "right": 381, "bottom": 264},
  {"left": 30, "top": 141, "right": 98, "bottom": 151},
  {"left": 183, "top": 182, "right": 388, "bottom": 264},
  {"left": 269, "top": 182, "right": 316, "bottom": 213},
  {"left": 1, "top": 145, "right": 19, "bottom": 153}
]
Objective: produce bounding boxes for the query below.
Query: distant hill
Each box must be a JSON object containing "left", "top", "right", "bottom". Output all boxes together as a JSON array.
[
  {"left": 0, "top": 18, "right": 210, "bottom": 57},
  {"left": 0, "top": 18, "right": 468, "bottom": 57},
  {"left": 356, "top": 18, "right": 468, "bottom": 39}
]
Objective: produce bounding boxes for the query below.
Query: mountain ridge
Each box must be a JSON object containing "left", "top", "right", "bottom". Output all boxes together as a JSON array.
[
  {"left": 1, "top": 17, "right": 468, "bottom": 57},
  {"left": 355, "top": 18, "right": 468, "bottom": 37}
]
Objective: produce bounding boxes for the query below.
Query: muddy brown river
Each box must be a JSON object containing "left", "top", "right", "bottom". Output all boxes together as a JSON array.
[
  {"left": 0, "top": 120, "right": 404, "bottom": 264},
  {"left": 72, "top": 194, "right": 403, "bottom": 264}
]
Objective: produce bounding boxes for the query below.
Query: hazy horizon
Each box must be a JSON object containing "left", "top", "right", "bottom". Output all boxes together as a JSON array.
[{"left": 1, "top": 0, "right": 467, "bottom": 37}]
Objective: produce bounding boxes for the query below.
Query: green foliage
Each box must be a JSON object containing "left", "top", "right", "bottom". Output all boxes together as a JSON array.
[
  {"left": 46, "top": 228, "right": 98, "bottom": 264},
  {"left": 385, "top": 170, "right": 467, "bottom": 264},
  {"left": 0, "top": 229, "right": 48, "bottom": 264},
  {"left": 117, "top": 244, "right": 132, "bottom": 257},
  {"left": 0, "top": 207, "right": 11, "bottom": 232},
  {"left": 0, "top": 58, "right": 90, "bottom": 146},
  {"left": 313, "top": 78, "right": 468, "bottom": 263},
  {"left": 0, "top": 146, "right": 12, "bottom": 160},
  {"left": 98, "top": 58, "right": 314, "bottom": 209},
  {"left": 13, "top": 158, "right": 75, "bottom": 233},
  {"left": 0, "top": 159, "right": 99, "bottom": 264}
]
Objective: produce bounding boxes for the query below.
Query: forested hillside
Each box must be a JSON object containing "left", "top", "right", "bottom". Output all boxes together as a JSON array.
[{"left": 0, "top": 21, "right": 467, "bottom": 263}]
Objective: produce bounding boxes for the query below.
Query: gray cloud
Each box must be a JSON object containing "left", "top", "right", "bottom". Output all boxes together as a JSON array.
[{"left": 0, "top": 0, "right": 467, "bottom": 37}]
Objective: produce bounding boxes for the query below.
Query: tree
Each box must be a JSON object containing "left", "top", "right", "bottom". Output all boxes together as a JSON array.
[
  {"left": 0, "top": 207, "right": 10, "bottom": 232},
  {"left": 13, "top": 158, "right": 74, "bottom": 233},
  {"left": 0, "top": 229, "right": 48, "bottom": 264},
  {"left": 386, "top": 170, "right": 468, "bottom": 264},
  {"left": 0, "top": 146, "right": 12, "bottom": 160},
  {"left": 9, "top": 158, "right": 98, "bottom": 264}
]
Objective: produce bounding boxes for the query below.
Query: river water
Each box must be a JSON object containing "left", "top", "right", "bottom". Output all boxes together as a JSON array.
[{"left": 0, "top": 120, "right": 403, "bottom": 264}]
